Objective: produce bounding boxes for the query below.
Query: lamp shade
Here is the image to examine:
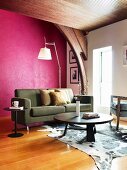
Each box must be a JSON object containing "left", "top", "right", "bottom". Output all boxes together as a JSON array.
[{"left": 38, "top": 47, "right": 52, "bottom": 60}]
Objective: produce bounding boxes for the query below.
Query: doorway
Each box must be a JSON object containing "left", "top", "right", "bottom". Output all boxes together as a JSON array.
[{"left": 93, "top": 46, "right": 112, "bottom": 113}]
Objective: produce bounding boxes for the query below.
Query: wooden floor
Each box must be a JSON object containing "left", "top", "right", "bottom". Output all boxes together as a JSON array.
[{"left": 0, "top": 116, "right": 127, "bottom": 170}]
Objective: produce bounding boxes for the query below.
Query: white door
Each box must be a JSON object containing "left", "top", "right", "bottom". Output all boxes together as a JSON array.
[{"left": 93, "top": 46, "right": 112, "bottom": 113}]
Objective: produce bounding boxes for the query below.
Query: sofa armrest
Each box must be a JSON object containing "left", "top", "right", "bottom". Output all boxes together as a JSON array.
[
  {"left": 11, "top": 97, "right": 31, "bottom": 109},
  {"left": 74, "top": 95, "right": 93, "bottom": 103},
  {"left": 74, "top": 95, "right": 93, "bottom": 111}
]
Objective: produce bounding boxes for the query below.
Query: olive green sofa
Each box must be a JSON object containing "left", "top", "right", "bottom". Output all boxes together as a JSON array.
[{"left": 11, "top": 88, "right": 93, "bottom": 130}]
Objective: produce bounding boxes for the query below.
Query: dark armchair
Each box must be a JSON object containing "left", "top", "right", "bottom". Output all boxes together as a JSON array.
[{"left": 110, "top": 95, "right": 127, "bottom": 130}]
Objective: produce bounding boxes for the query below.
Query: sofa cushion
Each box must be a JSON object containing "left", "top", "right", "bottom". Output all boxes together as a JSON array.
[
  {"left": 55, "top": 89, "right": 71, "bottom": 103},
  {"left": 31, "top": 106, "right": 65, "bottom": 117},
  {"left": 49, "top": 88, "right": 74, "bottom": 102},
  {"left": 40, "top": 89, "right": 54, "bottom": 106},
  {"left": 50, "top": 91, "right": 67, "bottom": 106},
  {"left": 65, "top": 103, "right": 92, "bottom": 112}
]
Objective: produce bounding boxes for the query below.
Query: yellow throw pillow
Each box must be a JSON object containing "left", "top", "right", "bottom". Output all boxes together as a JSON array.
[
  {"left": 55, "top": 89, "right": 71, "bottom": 104},
  {"left": 50, "top": 91, "right": 67, "bottom": 106},
  {"left": 40, "top": 89, "right": 54, "bottom": 106}
]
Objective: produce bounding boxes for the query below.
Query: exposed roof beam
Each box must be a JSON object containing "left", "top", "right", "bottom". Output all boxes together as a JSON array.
[{"left": 1, "top": 0, "right": 127, "bottom": 32}]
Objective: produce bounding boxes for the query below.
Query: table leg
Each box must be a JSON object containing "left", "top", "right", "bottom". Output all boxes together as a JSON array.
[
  {"left": 77, "top": 124, "right": 96, "bottom": 144},
  {"left": 63, "top": 123, "right": 68, "bottom": 136},
  {"left": 86, "top": 124, "right": 96, "bottom": 142},
  {"left": 58, "top": 123, "right": 68, "bottom": 138},
  {"left": 8, "top": 111, "right": 24, "bottom": 138},
  {"left": 14, "top": 110, "right": 17, "bottom": 134}
]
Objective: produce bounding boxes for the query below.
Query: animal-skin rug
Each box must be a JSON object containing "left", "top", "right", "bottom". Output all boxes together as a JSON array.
[{"left": 39, "top": 123, "right": 127, "bottom": 170}]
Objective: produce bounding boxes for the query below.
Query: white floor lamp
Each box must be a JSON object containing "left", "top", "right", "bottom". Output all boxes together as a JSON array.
[{"left": 38, "top": 37, "right": 61, "bottom": 88}]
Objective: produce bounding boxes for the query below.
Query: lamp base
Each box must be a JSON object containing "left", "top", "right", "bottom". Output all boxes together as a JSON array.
[{"left": 8, "top": 133, "right": 24, "bottom": 138}]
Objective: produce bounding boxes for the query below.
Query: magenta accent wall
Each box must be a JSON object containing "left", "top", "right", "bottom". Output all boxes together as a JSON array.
[{"left": 0, "top": 10, "right": 66, "bottom": 117}]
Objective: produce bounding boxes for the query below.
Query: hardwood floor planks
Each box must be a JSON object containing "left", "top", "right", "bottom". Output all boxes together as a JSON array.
[
  {"left": 1, "top": 116, "right": 127, "bottom": 170},
  {"left": 0, "top": 116, "right": 97, "bottom": 170}
]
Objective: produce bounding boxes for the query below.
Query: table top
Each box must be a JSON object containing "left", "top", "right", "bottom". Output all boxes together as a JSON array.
[
  {"left": 4, "top": 107, "right": 24, "bottom": 111},
  {"left": 54, "top": 112, "right": 113, "bottom": 125}
]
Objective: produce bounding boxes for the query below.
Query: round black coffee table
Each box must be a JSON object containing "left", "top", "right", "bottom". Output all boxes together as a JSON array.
[{"left": 54, "top": 112, "right": 113, "bottom": 142}]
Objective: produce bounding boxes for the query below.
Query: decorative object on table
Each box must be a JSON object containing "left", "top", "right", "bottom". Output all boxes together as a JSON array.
[
  {"left": 74, "top": 96, "right": 80, "bottom": 117},
  {"left": 123, "top": 45, "right": 127, "bottom": 66},
  {"left": 45, "top": 123, "right": 127, "bottom": 170},
  {"left": 4, "top": 107, "right": 25, "bottom": 138},
  {"left": 70, "top": 67, "right": 79, "bottom": 84},
  {"left": 76, "top": 100, "right": 80, "bottom": 117},
  {"left": 82, "top": 112, "right": 100, "bottom": 119},
  {"left": 69, "top": 50, "right": 76, "bottom": 64},
  {"left": 12, "top": 100, "right": 19, "bottom": 108},
  {"left": 38, "top": 36, "right": 61, "bottom": 88}
]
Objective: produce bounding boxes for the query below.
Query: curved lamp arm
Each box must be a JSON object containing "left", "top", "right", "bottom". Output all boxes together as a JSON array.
[{"left": 38, "top": 39, "right": 61, "bottom": 88}]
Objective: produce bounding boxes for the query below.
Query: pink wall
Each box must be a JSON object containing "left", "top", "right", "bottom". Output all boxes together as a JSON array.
[{"left": 0, "top": 10, "right": 66, "bottom": 116}]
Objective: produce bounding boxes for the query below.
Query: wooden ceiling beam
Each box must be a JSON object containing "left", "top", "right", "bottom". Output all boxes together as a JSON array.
[
  {"left": 0, "top": 0, "right": 84, "bottom": 30},
  {"left": 1, "top": 0, "right": 127, "bottom": 32},
  {"left": 56, "top": 25, "right": 88, "bottom": 94}
]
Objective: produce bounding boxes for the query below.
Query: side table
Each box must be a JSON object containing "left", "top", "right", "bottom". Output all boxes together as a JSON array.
[{"left": 4, "top": 107, "right": 24, "bottom": 138}]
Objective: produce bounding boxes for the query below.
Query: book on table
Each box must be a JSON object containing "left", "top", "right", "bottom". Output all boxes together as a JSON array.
[{"left": 82, "top": 112, "right": 100, "bottom": 119}]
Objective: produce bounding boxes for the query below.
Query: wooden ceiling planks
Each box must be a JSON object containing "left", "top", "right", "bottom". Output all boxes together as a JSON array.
[{"left": 0, "top": 0, "right": 127, "bottom": 32}]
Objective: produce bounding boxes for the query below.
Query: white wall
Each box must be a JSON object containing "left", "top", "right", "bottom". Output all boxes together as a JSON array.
[{"left": 88, "top": 19, "right": 127, "bottom": 96}]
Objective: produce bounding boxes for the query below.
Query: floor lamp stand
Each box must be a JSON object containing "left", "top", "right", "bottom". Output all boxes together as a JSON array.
[{"left": 45, "top": 42, "right": 61, "bottom": 88}]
